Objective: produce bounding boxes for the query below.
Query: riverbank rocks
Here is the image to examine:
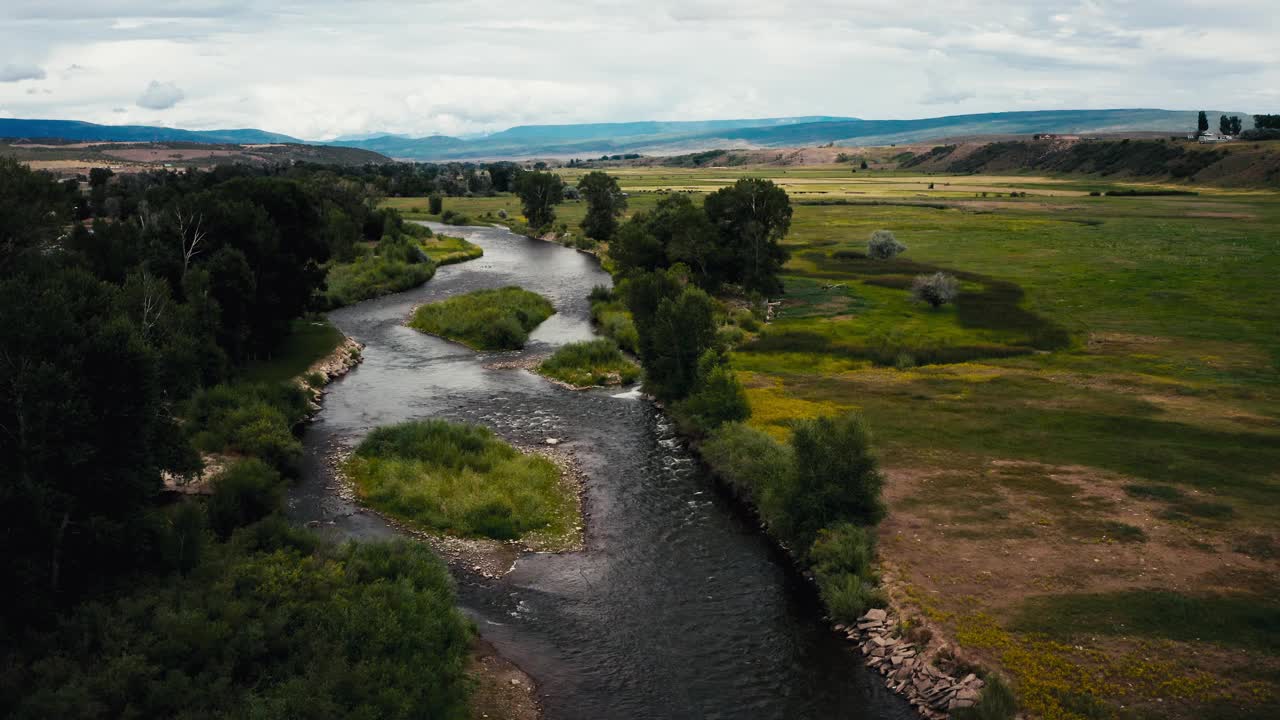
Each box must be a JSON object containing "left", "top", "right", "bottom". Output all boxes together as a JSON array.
[{"left": 850, "top": 608, "right": 986, "bottom": 719}]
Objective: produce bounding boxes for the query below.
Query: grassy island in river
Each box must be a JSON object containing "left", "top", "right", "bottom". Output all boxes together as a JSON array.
[
  {"left": 345, "top": 420, "right": 577, "bottom": 543},
  {"left": 409, "top": 286, "right": 554, "bottom": 350}
]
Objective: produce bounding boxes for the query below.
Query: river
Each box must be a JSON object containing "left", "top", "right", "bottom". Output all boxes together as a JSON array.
[{"left": 288, "top": 222, "right": 914, "bottom": 720}]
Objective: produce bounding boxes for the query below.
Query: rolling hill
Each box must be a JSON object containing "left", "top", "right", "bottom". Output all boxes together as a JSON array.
[
  {"left": 0, "top": 109, "right": 1258, "bottom": 162},
  {"left": 328, "top": 109, "right": 1254, "bottom": 160}
]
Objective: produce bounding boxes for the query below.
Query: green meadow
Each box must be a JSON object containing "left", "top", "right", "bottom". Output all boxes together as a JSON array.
[{"left": 397, "top": 167, "right": 1280, "bottom": 718}]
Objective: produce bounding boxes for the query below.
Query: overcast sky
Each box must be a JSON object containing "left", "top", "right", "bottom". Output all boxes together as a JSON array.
[{"left": 1, "top": 1, "right": 1276, "bottom": 140}]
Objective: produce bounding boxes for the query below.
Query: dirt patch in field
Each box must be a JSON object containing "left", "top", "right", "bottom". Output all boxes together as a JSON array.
[
  {"left": 877, "top": 457, "right": 1279, "bottom": 717},
  {"left": 881, "top": 458, "right": 1272, "bottom": 605}
]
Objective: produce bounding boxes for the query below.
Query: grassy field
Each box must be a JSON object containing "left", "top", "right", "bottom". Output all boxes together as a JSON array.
[{"left": 386, "top": 169, "right": 1280, "bottom": 718}]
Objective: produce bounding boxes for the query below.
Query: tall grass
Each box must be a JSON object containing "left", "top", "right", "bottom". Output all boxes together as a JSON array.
[
  {"left": 537, "top": 339, "right": 640, "bottom": 387},
  {"left": 587, "top": 286, "right": 640, "bottom": 354},
  {"left": 409, "top": 286, "right": 554, "bottom": 350},
  {"left": 345, "top": 420, "right": 574, "bottom": 541},
  {"left": 324, "top": 235, "right": 437, "bottom": 308},
  {"left": 420, "top": 234, "right": 483, "bottom": 266}
]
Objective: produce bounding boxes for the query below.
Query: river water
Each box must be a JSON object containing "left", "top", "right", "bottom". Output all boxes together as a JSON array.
[{"left": 289, "top": 223, "right": 913, "bottom": 720}]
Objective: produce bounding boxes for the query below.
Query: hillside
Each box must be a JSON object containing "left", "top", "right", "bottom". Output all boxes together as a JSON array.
[
  {"left": 2, "top": 139, "right": 389, "bottom": 175},
  {"left": 898, "top": 137, "right": 1280, "bottom": 187}
]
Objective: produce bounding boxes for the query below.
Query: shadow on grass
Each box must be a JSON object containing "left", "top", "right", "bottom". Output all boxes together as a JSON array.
[
  {"left": 1012, "top": 590, "right": 1280, "bottom": 655},
  {"left": 826, "top": 251, "right": 1071, "bottom": 350}
]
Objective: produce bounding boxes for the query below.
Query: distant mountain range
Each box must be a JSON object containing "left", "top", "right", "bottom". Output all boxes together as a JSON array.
[
  {"left": 0, "top": 109, "right": 1255, "bottom": 162},
  {"left": 0, "top": 118, "right": 300, "bottom": 145}
]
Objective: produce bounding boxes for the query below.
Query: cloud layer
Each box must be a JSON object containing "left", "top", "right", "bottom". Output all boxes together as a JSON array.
[{"left": 1, "top": 1, "right": 1276, "bottom": 139}]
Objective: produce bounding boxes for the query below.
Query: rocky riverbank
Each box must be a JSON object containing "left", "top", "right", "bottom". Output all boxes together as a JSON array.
[{"left": 840, "top": 605, "right": 987, "bottom": 718}]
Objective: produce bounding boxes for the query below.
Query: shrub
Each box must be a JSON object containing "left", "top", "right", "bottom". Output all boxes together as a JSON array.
[
  {"left": 303, "top": 371, "right": 327, "bottom": 388},
  {"left": 701, "top": 423, "right": 795, "bottom": 533},
  {"left": 206, "top": 459, "right": 285, "bottom": 538},
  {"left": 186, "top": 382, "right": 309, "bottom": 474},
  {"left": 674, "top": 352, "right": 751, "bottom": 434},
  {"left": 810, "top": 523, "right": 875, "bottom": 579},
  {"left": 588, "top": 284, "right": 613, "bottom": 303},
  {"left": 409, "top": 286, "right": 554, "bottom": 350},
  {"left": 2, "top": 540, "right": 474, "bottom": 720},
  {"left": 428, "top": 193, "right": 443, "bottom": 214},
  {"left": 732, "top": 308, "right": 761, "bottom": 332},
  {"left": 816, "top": 570, "right": 887, "bottom": 624},
  {"left": 589, "top": 290, "right": 640, "bottom": 354},
  {"left": 345, "top": 420, "right": 574, "bottom": 541},
  {"left": 786, "top": 412, "right": 886, "bottom": 548},
  {"left": 867, "top": 229, "right": 907, "bottom": 259},
  {"left": 536, "top": 338, "right": 640, "bottom": 387},
  {"left": 810, "top": 524, "right": 884, "bottom": 622},
  {"left": 911, "top": 271, "right": 959, "bottom": 308},
  {"left": 952, "top": 674, "right": 1017, "bottom": 720}
]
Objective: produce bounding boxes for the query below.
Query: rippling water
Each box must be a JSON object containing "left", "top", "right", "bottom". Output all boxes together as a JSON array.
[{"left": 288, "top": 223, "right": 913, "bottom": 720}]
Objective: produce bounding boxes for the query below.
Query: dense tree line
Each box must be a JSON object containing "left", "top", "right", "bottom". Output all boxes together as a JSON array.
[
  {"left": 1254, "top": 114, "right": 1280, "bottom": 130},
  {"left": 290, "top": 160, "right": 525, "bottom": 198},
  {"left": 0, "top": 158, "right": 474, "bottom": 715}
]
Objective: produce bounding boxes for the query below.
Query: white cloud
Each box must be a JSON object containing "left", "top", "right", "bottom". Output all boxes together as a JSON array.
[
  {"left": 0, "top": 63, "right": 46, "bottom": 82},
  {"left": 136, "top": 80, "right": 184, "bottom": 109},
  {"left": 0, "top": 1, "right": 1274, "bottom": 137}
]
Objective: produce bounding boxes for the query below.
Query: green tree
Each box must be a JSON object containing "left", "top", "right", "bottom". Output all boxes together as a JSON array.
[
  {"left": 1254, "top": 114, "right": 1280, "bottom": 130},
  {"left": 786, "top": 412, "right": 886, "bottom": 548},
  {"left": 645, "top": 285, "right": 718, "bottom": 401},
  {"left": 1197, "top": 110, "right": 1209, "bottom": 134},
  {"left": 428, "top": 193, "right": 443, "bottom": 215},
  {"left": 513, "top": 170, "right": 564, "bottom": 230},
  {"left": 1230, "top": 116, "right": 1244, "bottom": 135},
  {"left": 622, "top": 267, "right": 685, "bottom": 364},
  {"left": 703, "top": 178, "right": 792, "bottom": 294},
  {"left": 610, "top": 221, "right": 668, "bottom": 275},
  {"left": 0, "top": 158, "right": 67, "bottom": 267},
  {"left": 0, "top": 263, "right": 182, "bottom": 620},
  {"left": 1219, "top": 114, "right": 1232, "bottom": 135},
  {"left": 577, "top": 171, "right": 627, "bottom": 241},
  {"left": 645, "top": 194, "right": 719, "bottom": 285},
  {"left": 675, "top": 351, "right": 751, "bottom": 432}
]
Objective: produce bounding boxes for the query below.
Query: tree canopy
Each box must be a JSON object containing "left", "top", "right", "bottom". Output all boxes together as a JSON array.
[
  {"left": 513, "top": 170, "right": 564, "bottom": 230},
  {"left": 610, "top": 178, "right": 792, "bottom": 295},
  {"left": 577, "top": 171, "right": 627, "bottom": 241}
]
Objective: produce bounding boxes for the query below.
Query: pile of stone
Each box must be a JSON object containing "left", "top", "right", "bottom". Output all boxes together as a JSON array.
[
  {"left": 300, "top": 337, "right": 364, "bottom": 418},
  {"left": 835, "top": 608, "right": 985, "bottom": 719}
]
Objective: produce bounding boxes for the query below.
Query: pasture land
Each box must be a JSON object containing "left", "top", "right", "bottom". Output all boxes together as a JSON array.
[{"left": 387, "top": 168, "right": 1280, "bottom": 718}]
